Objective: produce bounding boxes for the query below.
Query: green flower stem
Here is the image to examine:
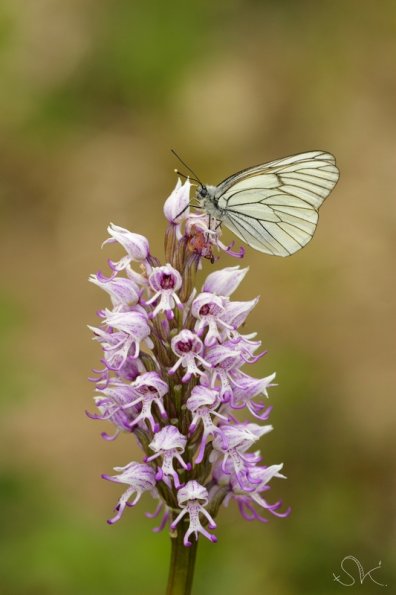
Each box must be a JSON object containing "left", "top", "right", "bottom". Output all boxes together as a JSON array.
[{"left": 166, "top": 518, "right": 198, "bottom": 595}]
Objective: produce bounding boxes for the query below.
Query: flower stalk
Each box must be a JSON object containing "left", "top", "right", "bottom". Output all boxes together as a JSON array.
[{"left": 167, "top": 516, "right": 198, "bottom": 595}]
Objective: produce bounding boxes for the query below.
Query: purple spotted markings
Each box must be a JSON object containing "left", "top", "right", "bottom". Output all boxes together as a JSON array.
[{"left": 88, "top": 179, "right": 290, "bottom": 546}]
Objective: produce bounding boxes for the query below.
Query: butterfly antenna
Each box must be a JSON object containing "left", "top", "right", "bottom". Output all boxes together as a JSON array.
[
  {"left": 173, "top": 169, "right": 190, "bottom": 181},
  {"left": 171, "top": 149, "right": 203, "bottom": 186}
]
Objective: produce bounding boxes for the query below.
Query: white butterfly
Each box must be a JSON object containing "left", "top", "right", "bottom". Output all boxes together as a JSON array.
[{"left": 195, "top": 151, "right": 339, "bottom": 257}]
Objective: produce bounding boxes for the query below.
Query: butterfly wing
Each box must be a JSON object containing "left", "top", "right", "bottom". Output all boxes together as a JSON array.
[{"left": 216, "top": 151, "right": 339, "bottom": 256}]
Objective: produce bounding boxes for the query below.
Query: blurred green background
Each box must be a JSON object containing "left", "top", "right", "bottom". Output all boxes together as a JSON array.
[{"left": 1, "top": 1, "right": 395, "bottom": 594}]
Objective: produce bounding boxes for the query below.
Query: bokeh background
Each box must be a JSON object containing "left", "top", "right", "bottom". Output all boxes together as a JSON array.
[{"left": 1, "top": 1, "right": 395, "bottom": 594}]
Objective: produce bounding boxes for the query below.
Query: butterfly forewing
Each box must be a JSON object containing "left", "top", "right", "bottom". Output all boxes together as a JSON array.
[{"left": 215, "top": 151, "right": 339, "bottom": 256}]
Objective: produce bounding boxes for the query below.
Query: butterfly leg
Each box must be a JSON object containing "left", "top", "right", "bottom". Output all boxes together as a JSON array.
[
  {"left": 206, "top": 214, "right": 213, "bottom": 242},
  {"left": 175, "top": 203, "right": 203, "bottom": 219}
]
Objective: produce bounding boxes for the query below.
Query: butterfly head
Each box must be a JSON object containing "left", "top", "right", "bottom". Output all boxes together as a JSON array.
[
  {"left": 197, "top": 184, "right": 208, "bottom": 199},
  {"left": 196, "top": 184, "right": 218, "bottom": 205}
]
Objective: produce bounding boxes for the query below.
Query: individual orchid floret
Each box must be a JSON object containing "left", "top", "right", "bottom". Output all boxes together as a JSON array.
[
  {"left": 89, "top": 274, "right": 140, "bottom": 309},
  {"left": 87, "top": 381, "right": 139, "bottom": 439},
  {"left": 225, "top": 333, "right": 265, "bottom": 363},
  {"left": 191, "top": 292, "right": 234, "bottom": 346},
  {"left": 227, "top": 464, "right": 291, "bottom": 523},
  {"left": 88, "top": 379, "right": 136, "bottom": 420},
  {"left": 185, "top": 213, "right": 244, "bottom": 259},
  {"left": 205, "top": 342, "right": 268, "bottom": 403},
  {"left": 128, "top": 371, "right": 169, "bottom": 432},
  {"left": 89, "top": 395, "right": 134, "bottom": 440},
  {"left": 170, "top": 481, "right": 217, "bottom": 546},
  {"left": 184, "top": 221, "right": 217, "bottom": 263},
  {"left": 222, "top": 297, "right": 259, "bottom": 331},
  {"left": 185, "top": 212, "right": 217, "bottom": 244},
  {"left": 102, "top": 462, "right": 157, "bottom": 524},
  {"left": 101, "top": 356, "right": 147, "bottom": 389},
  {"left": 147, "top": 264, "right": 183, "bottom": 319},
  {"left": 88, "top": 326, "right": 132, "bottom": 371},
  {"left": 203, "top": 266, "right": 249, "bottom": 297},
  {"left": 163, "top": 178, "right": 191, "bottom": 239},
  {"left": 103, "top": 223, "right": 151, "bottom": 272},
  {"left": 104, "top": 309, "right": 150, "bottom": 343},
  {"left": 89, "top": 356, "right": 145, "bottom": 390},
  {"left": 204, "top": 344, "right": 244, "bottom": 402},
  {"left": 169, "top": 330, "right": 210, "bottom": 382},
  {"left": 222, "top": 336, "right": 267, "bottom": 366},
  {"left": 91, "top": 309, "right": 150, "bottom": 369},
  {"left": 147, "top": 425, "right": 190, "bottom": 488},
  {"left": 212, "top": 423, "right": 273, "bottom": 490},
  {"left": 186, "top": 386, "right": 228, "bottom": 463},
  {"left": 230, "top": 372, "right": 276, "bottom": 417}
]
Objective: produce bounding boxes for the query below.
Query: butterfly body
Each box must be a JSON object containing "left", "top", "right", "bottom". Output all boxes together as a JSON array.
[
  {"left": 196, "top": 185, "right": 223, "bottom": 217},
  {"left": 195, "top": 150, "right": 339, "bottom": 257}
]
